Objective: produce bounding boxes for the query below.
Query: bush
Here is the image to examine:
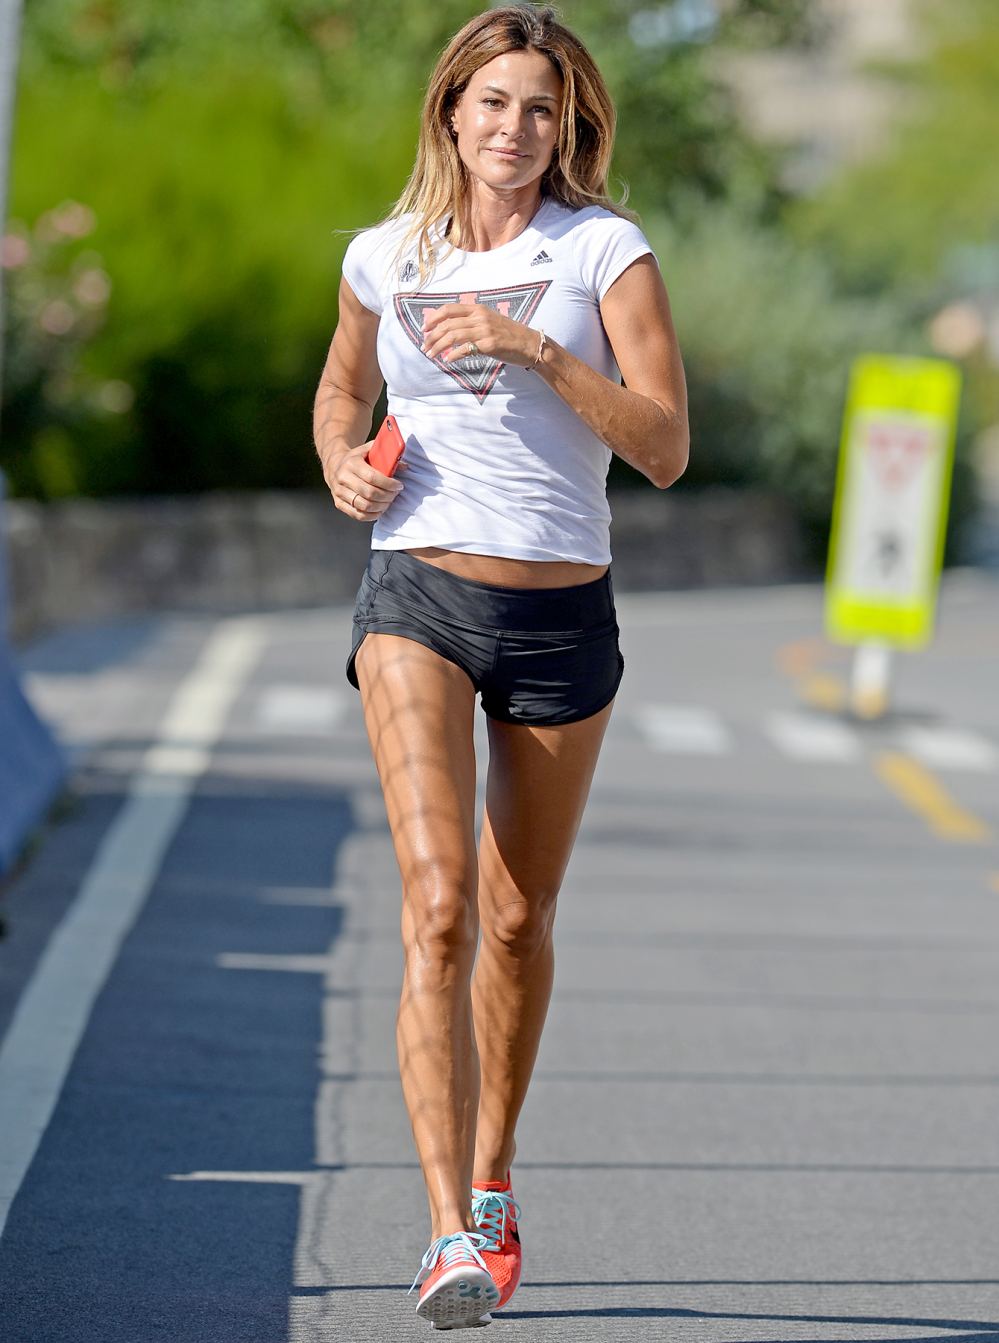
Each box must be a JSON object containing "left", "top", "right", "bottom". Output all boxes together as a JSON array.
[
  {"left": 1, "top": 203, "right": 123, "bottom": 497},
  {"left": 638, "top": 202, "right": 977, "bottom": 562},
  {"left": 6, "top": 61, "right": 418, "bottom": 496}
]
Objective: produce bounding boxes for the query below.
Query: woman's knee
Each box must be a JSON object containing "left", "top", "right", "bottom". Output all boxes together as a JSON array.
[
  {"left": 402, "top": 867, "right": 478, "bottom": 962},
  {"left": 483, "top": 893, "right": 557, "bottom": 958}
]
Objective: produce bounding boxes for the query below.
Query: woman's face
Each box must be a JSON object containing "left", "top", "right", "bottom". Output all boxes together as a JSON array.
[{"left": 450, "top": 49, "right": 563, "bottom": 196}]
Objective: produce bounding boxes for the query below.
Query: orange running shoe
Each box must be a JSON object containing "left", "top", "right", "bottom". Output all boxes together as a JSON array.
[
  {"left": 471, "top": 1177, "right": 522, "bottom": 1310},
  {"left": 410, "top": 1230, "right": 499, "bottom": 1330}
]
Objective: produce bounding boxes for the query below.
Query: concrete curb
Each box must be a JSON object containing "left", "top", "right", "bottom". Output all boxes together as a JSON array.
[
  {"left": 0, "top": 472, "right": 67, "bottom": 875},
  {"left": 4, "top": 486, "right": 808, "bottom": 645}
]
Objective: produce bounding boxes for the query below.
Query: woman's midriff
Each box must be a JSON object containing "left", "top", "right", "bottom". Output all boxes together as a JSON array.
[{"left": 404, "top": 547, "right": 607, "bottom": 589}]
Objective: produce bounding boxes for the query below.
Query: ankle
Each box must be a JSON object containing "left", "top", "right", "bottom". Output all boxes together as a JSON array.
[
  {"left": 472, "top": 1143, "right": 515, "bottom": 1187},
  {"left": 471, "top": 1163, "right": 512, "bottom": 1188},
  {"left": 430, "top": 1213, "right": 478, "bottom": 1241}
]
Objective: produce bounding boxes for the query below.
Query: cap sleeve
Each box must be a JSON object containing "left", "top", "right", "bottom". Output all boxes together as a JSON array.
[
  {"left": 572, "top": 212, "right": 658, "bottom": 302},
  {"left": 341, "top": 229, "right": 384, "bottom": 313}
]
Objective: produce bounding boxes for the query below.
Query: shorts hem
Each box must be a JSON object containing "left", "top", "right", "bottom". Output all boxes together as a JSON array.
[
  {"left": 347, "top": 623, "right": 477, "bottom": 691},
  {"left": 481, "top": 653, "right": 624, "bottom": 728}
]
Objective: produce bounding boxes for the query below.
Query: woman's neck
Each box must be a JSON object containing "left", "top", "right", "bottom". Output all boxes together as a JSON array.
[{"left": 449, "top": 189, "right": 545, "bottom": 253}]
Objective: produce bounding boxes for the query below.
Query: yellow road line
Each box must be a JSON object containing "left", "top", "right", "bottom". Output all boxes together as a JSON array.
[
  {"left": 874, "top": 751, "right": 992, "bottom": 844},
  {"left": 799, "top": 673, "right": 847, "bottom": 713},
  {"left": 775, "top": 637, "right": 826, "bottom": 679}
]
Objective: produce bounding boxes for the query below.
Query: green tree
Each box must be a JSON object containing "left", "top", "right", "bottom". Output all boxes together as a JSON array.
[
  {"left": 786, "top": 0, "right": 999, "bottom": 498},
  {"left": 788, "top": 0, "right": 999, "bottom": 294}
]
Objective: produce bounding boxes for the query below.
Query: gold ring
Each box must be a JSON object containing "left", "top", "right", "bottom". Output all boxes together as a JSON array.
[
  {"left": 466, "top": 341, "right": 479, "bottom": 357},
  {"left": 351, "top": 491, "right": 360, "bottom": 510}
]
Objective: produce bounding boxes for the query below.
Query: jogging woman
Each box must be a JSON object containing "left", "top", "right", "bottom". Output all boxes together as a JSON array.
[{"left": 314, "top": 4, "right": 688, "bottom": 1329}]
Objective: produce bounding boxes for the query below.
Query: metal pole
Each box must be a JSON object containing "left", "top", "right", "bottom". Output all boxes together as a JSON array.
[
  {"left": 0, "top": 0, "right": 25, "bottom": 416},
  {"left": 850, "top": 639, "right": 892, "bottom": 720}
]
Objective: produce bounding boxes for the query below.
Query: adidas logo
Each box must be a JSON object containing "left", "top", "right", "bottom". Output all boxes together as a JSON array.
[
  {"left": 530, "top": 250, "right": 553, "bottom": 266},
  {"left": 400, "top": 260, "right": 418, "bottom": 282}
]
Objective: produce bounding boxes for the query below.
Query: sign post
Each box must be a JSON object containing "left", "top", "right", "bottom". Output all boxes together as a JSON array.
[{"left": 825, "top": 354, "right": 962, "bottom": 718}]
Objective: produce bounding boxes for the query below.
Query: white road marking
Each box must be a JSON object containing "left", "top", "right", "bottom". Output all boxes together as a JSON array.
[
  {"left": 897, "top": 725, "right": 997, "bottom": 772},
  {"left": 217, "top": 952, "right": 335, "bottom": 974},
  {"left": 635, "top": 704, "right": 731, "bottom": 755},
  {"left": 0, "top": 618, "right": 266, "bottom": 1240},
  {"left": 171, "top": 1170, "right": 315, "bottom": 1185},
  {"left": 766, "top": 710, "right": 862, "bottom": 763},
  {"left": 255, "top": 685, "right": 346, "bottom": 734}
]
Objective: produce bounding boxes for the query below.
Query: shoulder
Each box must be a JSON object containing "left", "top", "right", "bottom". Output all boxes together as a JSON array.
[
  {"left": 343, "top": 214, "right": 414, "bottom": 266},
  {"left": 543, "top": 203, "right": 659, "bottom": 300},
  {"left": 342, "top": 215, "right": 416, "bottom": 312},
  {"left": 543, "top": 202, "right": 651, "bottom": 246}
]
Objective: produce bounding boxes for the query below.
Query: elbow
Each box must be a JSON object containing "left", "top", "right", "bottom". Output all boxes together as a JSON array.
[{"left": 648, "top": 425, "right": 689, "bottom": 490}]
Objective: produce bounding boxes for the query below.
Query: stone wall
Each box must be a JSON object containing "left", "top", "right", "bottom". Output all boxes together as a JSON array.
[{"left": 4, "top": 487, "right": 809, "bottom": 645}]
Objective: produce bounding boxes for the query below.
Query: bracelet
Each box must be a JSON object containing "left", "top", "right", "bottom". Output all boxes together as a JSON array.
[{"left": 529, "top": 328, "right": 547, "bottom": 370}]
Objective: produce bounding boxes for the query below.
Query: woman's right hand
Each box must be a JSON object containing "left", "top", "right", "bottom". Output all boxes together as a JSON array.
[{"left": 326, "top": 442, "right": 404, "bottom": 523}]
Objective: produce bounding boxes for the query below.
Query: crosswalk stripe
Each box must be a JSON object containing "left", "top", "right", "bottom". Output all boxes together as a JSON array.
[
  {"left": 632, "top": 703, "right": 997, "bottom": 771},
  {"left": 634, "top": 705, "right": 730, "bottom": 755},
  {"left": 255, "top": 685, "right": 346, "bottom": 734},
  {"left": 897, "top": 725, "right": 998, "bottom": 772},
  {"left": 765, "top": 710, "right": 861, "bottom": 763}
]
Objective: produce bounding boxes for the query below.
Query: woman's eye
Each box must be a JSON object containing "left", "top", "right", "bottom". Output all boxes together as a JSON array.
[{"left": 483, "top": 98, "right": 502, "bottom": 108}]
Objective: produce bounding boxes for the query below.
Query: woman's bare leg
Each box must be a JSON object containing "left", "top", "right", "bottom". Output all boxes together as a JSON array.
[
  {"left": 354, "top": 633, "right": 481, "bottom": 1239},
  {"left": 471, "top": 702, "right": 615, "bottom": 1183}
]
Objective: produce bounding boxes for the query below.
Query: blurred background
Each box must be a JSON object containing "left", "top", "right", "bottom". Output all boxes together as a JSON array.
[
  {"left": 3, "top": 10, "right": 999, "bottom": 1336},
  {"left": 3, "top": 0, "right": 998, "bottom": 637}
]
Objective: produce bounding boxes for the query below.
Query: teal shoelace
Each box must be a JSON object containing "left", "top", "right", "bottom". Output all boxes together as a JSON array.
[
  {"left": 409, "top": 1230, "right": 491, "bottom": 1293},
  {"left": 471, "top": 1189, "right": 522, "bottom": 1251}
]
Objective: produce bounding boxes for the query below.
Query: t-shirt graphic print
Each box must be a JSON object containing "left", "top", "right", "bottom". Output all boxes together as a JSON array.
[{"left": 393, "top": 281, "right": 551, "bottom": 402}]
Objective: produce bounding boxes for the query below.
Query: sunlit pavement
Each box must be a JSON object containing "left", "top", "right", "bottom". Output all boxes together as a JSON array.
[{"left": 1, "top": 572, "right": 998, "bottom": 1342}]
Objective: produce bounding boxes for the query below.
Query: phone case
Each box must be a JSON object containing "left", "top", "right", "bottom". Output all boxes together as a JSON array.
[{"left": 366, "top": 415, "right": 406, "bottom": 477}]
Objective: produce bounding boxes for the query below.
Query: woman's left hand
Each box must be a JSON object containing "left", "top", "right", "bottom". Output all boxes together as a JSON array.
[{"left": 420, "top": 303, "right": 540, "bottom": 367}]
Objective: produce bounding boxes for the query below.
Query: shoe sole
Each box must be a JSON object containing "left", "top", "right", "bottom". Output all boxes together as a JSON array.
[{"left": 416, "top": 1264, "right": 499, "bottom": 1330}]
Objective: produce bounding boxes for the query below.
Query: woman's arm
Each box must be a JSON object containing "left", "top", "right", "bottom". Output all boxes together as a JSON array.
[
  {"left": 313, "top": 278, "right": 401, "bottom": 520},
  {"left": 419, "top": 255, "right": 689, "bottom": 489},
  {"left": 538, "top": 256, "right": 688, "bottom": 488}
]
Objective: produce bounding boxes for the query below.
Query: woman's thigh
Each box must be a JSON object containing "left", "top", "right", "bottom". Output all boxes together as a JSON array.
[
  {"left": 479, "top": 701, "right": 615, "bottom": 909},
  {"left": 354, "top": 633, "right": 479, "bottom": 901}
]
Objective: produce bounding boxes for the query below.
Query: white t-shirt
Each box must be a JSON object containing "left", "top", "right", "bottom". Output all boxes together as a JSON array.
[{"left": 341, "top": 197, "right": 657, "bottom": 564}]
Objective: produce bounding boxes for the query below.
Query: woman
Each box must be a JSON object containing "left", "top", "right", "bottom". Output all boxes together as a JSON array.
[{"left": 314, "top": 4, "right": 687, "bottom": 1329}]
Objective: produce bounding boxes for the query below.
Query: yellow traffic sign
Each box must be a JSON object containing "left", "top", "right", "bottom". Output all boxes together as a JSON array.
[{"left": 825, "top": 354, "right": 962, "bottom": 650}]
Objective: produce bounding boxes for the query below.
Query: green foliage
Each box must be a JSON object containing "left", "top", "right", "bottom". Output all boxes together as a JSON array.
[
  {"left": 1, "top": 204, "right": 120, "bottom": 497},
  {"left": 787, "top": 0, "right": 999, "bottom": 292},
  {"left": 6, "top": 0, "right": 809, "bottom": 500},
  {"left": 6, "top": 0, "right": 977, "bottom": 558},
  {"left": 7, "top": 58, "right": 417, "bottom": 494},
  {"left": 638, "top": 202, "right": 976, "bottom": 562},
  {"left": 780, "top": 0, "right": 996, "bottom": 552}
]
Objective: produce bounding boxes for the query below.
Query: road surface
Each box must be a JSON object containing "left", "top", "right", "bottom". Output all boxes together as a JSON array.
[{"left": 1, "top": 574, "right": 998, "bottom": 1341}]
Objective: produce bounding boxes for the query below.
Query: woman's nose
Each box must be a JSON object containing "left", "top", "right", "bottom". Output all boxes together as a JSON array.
[{"left": 501, "top": 105, "right": 528, "bottom": 137}]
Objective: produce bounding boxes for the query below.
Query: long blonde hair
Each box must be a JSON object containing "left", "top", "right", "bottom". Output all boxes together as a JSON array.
[{"left": 388, "top": 4, "right": 636, "bottom": 282}]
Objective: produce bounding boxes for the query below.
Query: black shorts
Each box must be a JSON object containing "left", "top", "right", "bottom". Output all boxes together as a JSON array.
[{"left": 346, "top": 550, "right": 624, "bottom": 726}]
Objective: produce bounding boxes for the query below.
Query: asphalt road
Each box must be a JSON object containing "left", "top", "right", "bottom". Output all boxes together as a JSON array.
[{"left": 1, "top": 574, "right": 998, "bottom": 1343}]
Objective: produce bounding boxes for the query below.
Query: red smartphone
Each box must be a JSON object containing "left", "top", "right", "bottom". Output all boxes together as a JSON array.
[{"left": 366, "top": 415, "right": 406, "bottom": 478}]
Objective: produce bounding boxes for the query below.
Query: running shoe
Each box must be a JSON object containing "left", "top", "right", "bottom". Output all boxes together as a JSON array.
[
  {"left": 471, "top": 1177, "right": 522, "bottom": 1310},
  {"left": 410, "top": 1230, "right": 500, "bottom": 1330}
]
